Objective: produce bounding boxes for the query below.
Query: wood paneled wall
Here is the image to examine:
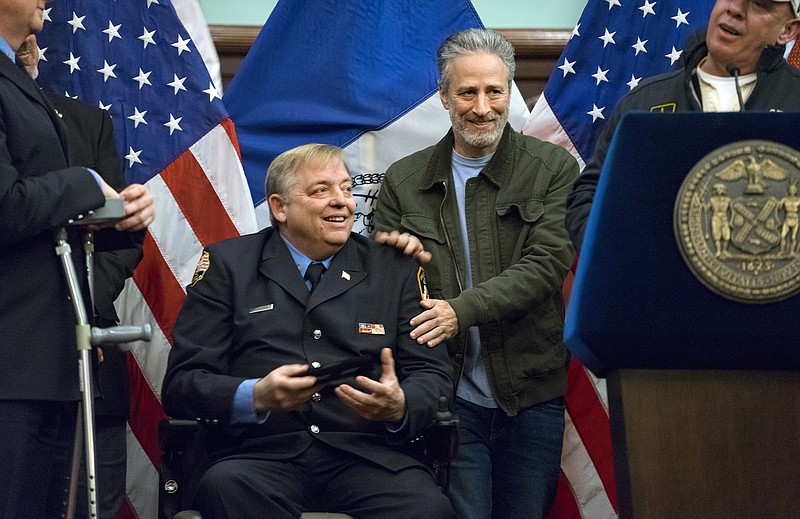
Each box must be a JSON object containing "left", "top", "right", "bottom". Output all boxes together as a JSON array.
[{"left": 209, "top": 25, "right": 570, "bottom": 106}]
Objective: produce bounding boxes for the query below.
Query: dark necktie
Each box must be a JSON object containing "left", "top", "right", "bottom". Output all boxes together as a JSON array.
[{"left": 304, "top": 262, "right": 326, "bottom": 292}]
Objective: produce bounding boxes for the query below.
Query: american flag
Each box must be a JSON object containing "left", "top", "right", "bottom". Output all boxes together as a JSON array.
[
  {"left": 36, "top": 1, "right": 257, "bottom": 518},
  {"left": 523, "top": 1, "right": 713, "bottom": 518}
]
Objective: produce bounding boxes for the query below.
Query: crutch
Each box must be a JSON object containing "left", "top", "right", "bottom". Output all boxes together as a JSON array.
[{"left": 54, "top": 201, "right": 152, "bottom": 519}]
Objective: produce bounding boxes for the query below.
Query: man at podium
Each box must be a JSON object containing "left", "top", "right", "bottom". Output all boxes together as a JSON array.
[{"left": 566, "top": 0, "right": 800, "bottom": 252}]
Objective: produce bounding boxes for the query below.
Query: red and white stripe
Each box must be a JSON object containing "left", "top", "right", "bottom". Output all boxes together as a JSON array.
[
  {"left": 117, "top": 118, "right": 257, "bottom": 519},
  {"left": 527, "top": 102, "right": 619, "bottom": 519}
]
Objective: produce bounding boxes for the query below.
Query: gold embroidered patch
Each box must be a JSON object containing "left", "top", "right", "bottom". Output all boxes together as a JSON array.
[
  {"left": 191, "top": 251, "right": 210, "bottom": 286},
  {"left": 650, "top": 103, "right": 676, "bottom": 113},
  {"left": 417, "top": 266, "right": 429, "bottom": 300}
]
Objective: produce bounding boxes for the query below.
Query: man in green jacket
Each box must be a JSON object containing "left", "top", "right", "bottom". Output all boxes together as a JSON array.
[{"left": 373, "top": 28, "right": 578, "bottom": 519}]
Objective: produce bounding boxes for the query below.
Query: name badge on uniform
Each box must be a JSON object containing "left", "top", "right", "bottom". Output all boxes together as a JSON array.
[{"left": 358, "top": 323, "right": 385, "bottom": 335}]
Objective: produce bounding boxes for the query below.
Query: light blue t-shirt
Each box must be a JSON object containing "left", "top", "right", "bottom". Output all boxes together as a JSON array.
[{"left": 451, "top": 149, "right": 497, "bottom": 409}]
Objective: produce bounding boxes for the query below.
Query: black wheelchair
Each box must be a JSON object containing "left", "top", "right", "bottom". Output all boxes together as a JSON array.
[{"left": 158, "top": 396, "right": 459, "bottom": 519}]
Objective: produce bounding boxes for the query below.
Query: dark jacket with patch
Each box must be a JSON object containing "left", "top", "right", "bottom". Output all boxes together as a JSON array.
[
  {"left": 566, "top": 42, "right": 800, "bottom": 251},
  {"left": 162, "top": 228, "right": 454, "bottom": 471},
  {"left": 374, "top": 124, "right": 577, "bottom": 416}
]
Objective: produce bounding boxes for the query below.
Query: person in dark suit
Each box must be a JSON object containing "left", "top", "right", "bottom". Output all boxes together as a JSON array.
[
  {"left": 0, "top": 4, "right": 154, "bottom": 517},
  {"left": 17, "top": 34, "right": 144, "bottom": 519},
  {"left": 162, "top": 144, "right": 456, "bottom": 519}
]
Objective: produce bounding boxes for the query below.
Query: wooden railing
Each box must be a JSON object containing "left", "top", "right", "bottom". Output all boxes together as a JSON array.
[{"left": 209, "top": 25, "right": 570, "bottom": 104}]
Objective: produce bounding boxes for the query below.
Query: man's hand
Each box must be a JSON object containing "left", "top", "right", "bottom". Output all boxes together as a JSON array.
[
  {"left": 253, "top": 364, "right": 321, "bottom": 413},
  {"left": 335, "top": 348, "right": 406, "bottom": 422},
  {"left": 374, "top": 230, "right": 432, "bottom": 263},
  {"left": 409, "top": 298, "right": 459, "bottom": 348},
  {"left": 116, "top": 184, "right": 155, "bottom": 232}
]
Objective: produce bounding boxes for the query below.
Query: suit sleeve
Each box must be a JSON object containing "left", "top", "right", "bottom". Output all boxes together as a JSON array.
[
  {"left": 0, "top": 102, "right": 104, "bottom": 245},
  {"left": 162, "top": 247, "right": 246, "bottom": 422},
  {"left": 388, "top": 257, "right": 455, "bottom": 444}
]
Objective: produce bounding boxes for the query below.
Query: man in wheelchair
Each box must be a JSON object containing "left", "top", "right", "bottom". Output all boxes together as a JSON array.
[{"left": 162, "top": 144, "right": 456, "bottom": 519}]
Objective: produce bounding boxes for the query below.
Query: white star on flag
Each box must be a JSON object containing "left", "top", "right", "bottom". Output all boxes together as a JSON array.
[
  {"left": 599, "top": 28, "right": 617, "bottom": 48},
  {"left": 164, "top": 114, "right": 183, "bottom": 135},
  {"left": 124, "top": 146, "right": 142, "bottom": 167},
  {"left": 38, "top": 46, "right": 47, "bottom": 62},
  {"left": 605, "top": 0, "right": 622, "bottom": 10},
  {"left": 203, "top": 82, "right": 222, "bottom": 101},
  {"left": 559, "top": 58, "right": 577, "bottom": 77},
  {"left": 672, "top": 8, "right": 690, "bottom": 27},
  {"left": 139, "top": 27, "right": 156, "bottom": 48},
  {"left": 167, "top": 74, "right": 188, "bottom": 95},
  {"left": 666, "top": 46, "right": 683, "bottom": 65},
  {"left": 171, "top": 35, "right": 192, "bottom": 55},
  {"left": 96, "top": 60, "right": 117, "bottom": 82},
  {"left": 587, "top": 103, "right": 606, "bottom": 122},
  {"left": 632, "top": 37, "right": 648, "bottom": 55},
  {"left": 102, "top": 21, "right": 122, "bottom": 42},
  {"left": 67, "top": 12, "right": 86, "bottom": 33},
  {"left": 592, "top": 66, "right": 610, "bottom": 85},
  {"left": 640, "top": 0, "right": 657, "bottom": 17},
  {"left": 63, "top": 52, "right": 81, "bottom": 73},
  {"left": 127, "top": 107, "right": 148, "bottom": 128},
  {"left": 132, "top": 68, "right": 153, "bottom": 89}
]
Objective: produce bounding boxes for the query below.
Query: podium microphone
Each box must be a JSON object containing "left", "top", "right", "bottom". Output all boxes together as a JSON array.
[{"left": 725, "top": 62, "right": 745, "bottom": 111}]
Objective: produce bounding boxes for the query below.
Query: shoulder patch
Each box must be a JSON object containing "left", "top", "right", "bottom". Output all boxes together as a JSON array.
[
  {"left": 649, "top": 103, "right": 676, "bottom": 113},
  {"left": 191, "top": 250, "right": 210, "bottom": 287},
  {"left": 417, "top": 266, "right": 429, "bottom": 300}
]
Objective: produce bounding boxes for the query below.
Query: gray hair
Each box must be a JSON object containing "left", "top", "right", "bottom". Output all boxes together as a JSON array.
[
  {"left": 265, "top": 144, "right": 349, "bottom": 227},
  {"left": 437, "top": 28, "right": 516, "bottom": 93}
]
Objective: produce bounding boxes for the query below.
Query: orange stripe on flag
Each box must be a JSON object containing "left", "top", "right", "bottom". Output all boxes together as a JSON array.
[
  {"left": 220, "top": 117, "right": 243, "bottom": 162},
  {"left": 565, "top": 358, "right": 618, "bottom": 512},
  {"left": 132, "top": 234, "right": 186, "bottom": 344},
  {"left": 161, "top": 149, "right": 239, "bottom": 247},
  {"left": 127, "top": 352, "right": 167, "bottom": 468}
]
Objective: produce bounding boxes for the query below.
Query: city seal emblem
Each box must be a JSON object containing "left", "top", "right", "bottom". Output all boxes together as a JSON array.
[{"left": 674, "top": 140, "right": 800, "bottom": 304}]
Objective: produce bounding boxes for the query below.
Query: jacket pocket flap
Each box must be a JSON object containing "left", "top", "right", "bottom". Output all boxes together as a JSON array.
[
  {"left": 496, "top": 196, "right": 544, "bottom": 223},
  {"left": 400, "top": 214, "right": 447, "bottom": 243}
]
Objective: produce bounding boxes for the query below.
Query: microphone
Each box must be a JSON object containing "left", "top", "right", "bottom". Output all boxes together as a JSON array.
[{"left": 725, "top": 62, "right": 745, "bottom": 112}]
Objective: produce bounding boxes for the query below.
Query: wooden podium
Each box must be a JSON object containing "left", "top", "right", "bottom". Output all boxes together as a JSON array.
[{"left": 565, "top": 113, "right": 800, "bottom": 518}]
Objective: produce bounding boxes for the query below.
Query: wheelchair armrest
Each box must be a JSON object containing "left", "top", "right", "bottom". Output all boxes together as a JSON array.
[
  {"left": 424, "top": 396, "right": 460, "bottom": 463},
  {"left": 159, "top": 418, "right": 200, "bottom": 454},
  {"left": 159, "top": 418, "right": 201, "bottom": 519}
]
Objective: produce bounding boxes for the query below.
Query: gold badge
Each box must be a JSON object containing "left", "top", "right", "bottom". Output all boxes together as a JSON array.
[
  {"left": 191, "top": 250, "right": 210, "bottom": 286},
  {"left": 674, "top": 140, "right": 800, "bottom": 303},
  {"left": 417, "top": 266, "right": 429, "bottom": 300}
]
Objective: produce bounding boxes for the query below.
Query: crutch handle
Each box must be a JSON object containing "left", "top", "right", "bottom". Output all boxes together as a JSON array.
[{"left": 91, "top": 323, "right": 152, "bottom": 346}]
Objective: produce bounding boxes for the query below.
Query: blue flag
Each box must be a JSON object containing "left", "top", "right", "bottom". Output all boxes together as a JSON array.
[{"left": 224, "top": 0, "right": 485, "bottom": 211}]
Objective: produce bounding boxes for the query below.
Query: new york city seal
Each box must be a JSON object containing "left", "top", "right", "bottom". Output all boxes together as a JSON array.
[{"left": 674, "top": 140, "right": 800, "bottom": 303}]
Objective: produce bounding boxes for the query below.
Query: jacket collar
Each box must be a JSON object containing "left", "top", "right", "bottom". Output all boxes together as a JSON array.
[
  {"left": 683, "top": 39, "right": 789, "bottom": 78},
  {"left": 257, "top": 227, "right": 367, "bottom": 311},
  {"left": 0, "top": 53, "right": 70, "bottom": 157},
  {"left": 419, "top": 123, "right": 516, "bottom": 191}
]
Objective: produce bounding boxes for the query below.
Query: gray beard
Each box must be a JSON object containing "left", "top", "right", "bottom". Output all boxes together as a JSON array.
[{"left": 449, "top": 106, "right": 508, "bottom": 149}]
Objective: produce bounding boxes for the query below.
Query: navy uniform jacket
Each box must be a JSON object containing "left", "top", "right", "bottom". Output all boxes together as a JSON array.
[
  {"left": 163, "top": 228, "right": 455, "bottom": 472},
  {"left": 0, "top": 54, "right": 104, "bottom": 402}
]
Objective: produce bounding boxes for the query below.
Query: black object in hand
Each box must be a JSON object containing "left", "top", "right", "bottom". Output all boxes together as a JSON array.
[{"left": 307, "top": 355, "right": 374, "bottom": 387}]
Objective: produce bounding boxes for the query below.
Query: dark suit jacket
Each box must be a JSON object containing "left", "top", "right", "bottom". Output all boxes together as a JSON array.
[
  {"left": 0, "top": 54, "right": 104, "bottom": 401},
  {"left": 45, "top": 92, "right": 143, "bottom": 419},
  {"left": 163, "top": 228, "right": 454, "bottom": 472}
]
